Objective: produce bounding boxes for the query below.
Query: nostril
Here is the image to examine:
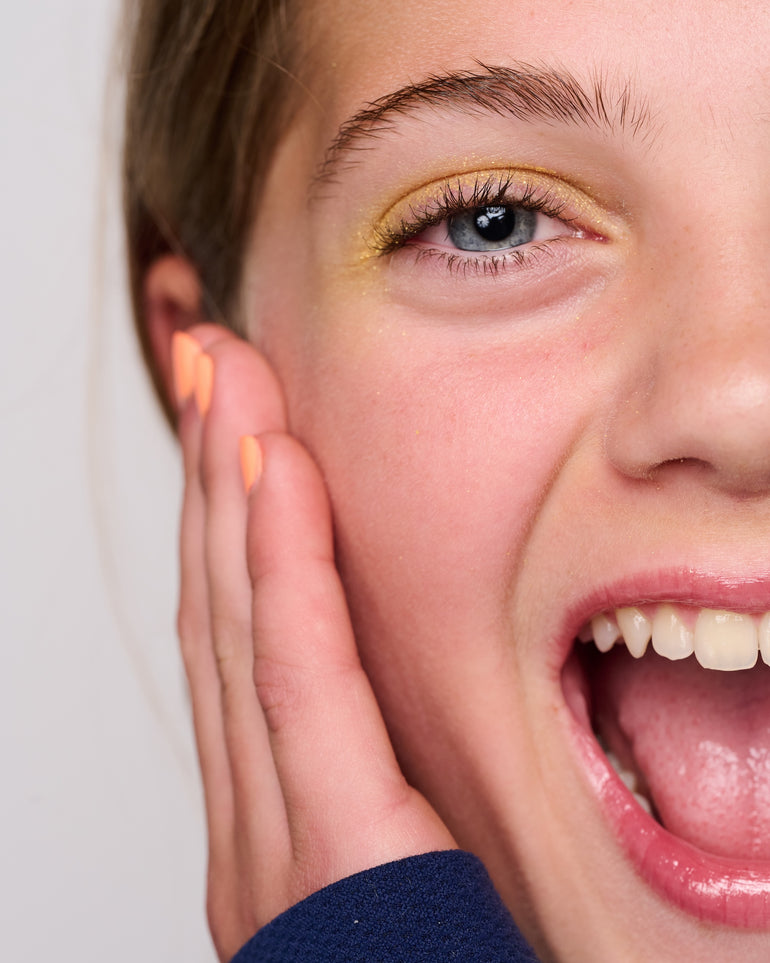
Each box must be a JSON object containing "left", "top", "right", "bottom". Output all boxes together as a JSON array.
[
  {"left": 606, "top": 384, "right": 770, "bottom": 496},
  {"left": 651, "top": 456, "right": 707, "bottom": 477},
  {"left": 641, "top": 455, "right": 770, "bottom": 500}
]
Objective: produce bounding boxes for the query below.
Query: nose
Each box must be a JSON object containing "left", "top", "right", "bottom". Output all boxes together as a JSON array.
[{"left": 605, "top": 248, "right": 770, "bottom": 497}]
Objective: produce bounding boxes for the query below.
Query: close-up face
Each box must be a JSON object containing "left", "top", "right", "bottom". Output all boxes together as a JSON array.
[{"left": 239, "top": 0, "right": 770, "bottom": 958}]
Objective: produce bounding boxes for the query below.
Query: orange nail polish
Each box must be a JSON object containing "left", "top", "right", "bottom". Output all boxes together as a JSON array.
[
  {"left": 171, "top": 331, "right": 201, "bottom": 406},
  {"left": 195, "top": 353, "right": 214, "bottom": 416},
  {"left": 239, "top": 436, "right": 263, "bottom": 493}
]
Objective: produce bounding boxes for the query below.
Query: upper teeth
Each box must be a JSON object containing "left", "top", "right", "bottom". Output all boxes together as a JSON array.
[{"left": 581, "top": 604, "right": 770, "bottom": 671}]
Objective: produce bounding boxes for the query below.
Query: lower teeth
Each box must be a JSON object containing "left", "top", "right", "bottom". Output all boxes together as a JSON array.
[{"left": 600, "top": 740, "right": 653, "bottom": 815}]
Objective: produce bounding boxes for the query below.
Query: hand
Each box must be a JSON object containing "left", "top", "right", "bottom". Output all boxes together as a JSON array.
[{"left": 172, "top": 326, "right": 456, "bottom": 961}]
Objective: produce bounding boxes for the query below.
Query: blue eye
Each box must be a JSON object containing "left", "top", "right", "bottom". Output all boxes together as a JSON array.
[
  {"left": 405, "top": 199, "right": 572, "bottom": 258},
  {"left": 373, "top": 172, "right": 588, "bottom": 274},
  {"left": 448, "top": 206, "right": 537, "bottom": 251}
]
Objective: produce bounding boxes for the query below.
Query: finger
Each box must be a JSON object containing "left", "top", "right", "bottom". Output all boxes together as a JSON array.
[
  {"left": 247, "top": 433, "right": 456, "bottom": 893},
  {"left": 194, "top": 335, "right": 292, "bottom": 886},
  {"left": 178, "top": 326, "right": 290, "bottom": 953},
  {"left": 179, "top": 434, "right": 244, "bottom": 959},
  {"left": 196, "top": 332, "right": 286, "bottom": 674},
  {"left": 173, "top": 330, "right": 237, "bottom": 883}
]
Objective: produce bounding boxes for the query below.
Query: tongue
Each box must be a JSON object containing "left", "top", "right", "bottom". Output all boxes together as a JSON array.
[{"left": 591, "top": 647, "right": 770, "bottom": 860}]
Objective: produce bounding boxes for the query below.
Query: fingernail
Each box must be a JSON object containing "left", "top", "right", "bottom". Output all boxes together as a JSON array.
[
  {"left": 239, "top": 436, "right": 263, "bottom": 493},
  {"left": 195, "top": 353, "right": 214, "bottom": 416},
  {"left": 171, "top": 331, "right": 201, "bottom": 406}
]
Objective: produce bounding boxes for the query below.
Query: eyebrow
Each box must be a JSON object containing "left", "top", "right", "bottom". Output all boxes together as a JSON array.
[{"left": 316, "top": 62, "right": 655, "bottom": 185}]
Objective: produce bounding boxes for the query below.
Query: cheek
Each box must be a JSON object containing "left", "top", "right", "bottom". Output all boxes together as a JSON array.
[
  {"left": 278, "top": 311, "right": 599, "bottom": 677},
  {"left": 250, "top": 218, "right": 621, "bottom": 712},
  {"left": 253, "top": 257, "right": 622, "bottom": 843}
]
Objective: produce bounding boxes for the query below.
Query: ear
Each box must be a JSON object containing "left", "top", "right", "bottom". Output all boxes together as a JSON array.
[{"left": 143, "top": 255, "right": 206, "bottom": 407}]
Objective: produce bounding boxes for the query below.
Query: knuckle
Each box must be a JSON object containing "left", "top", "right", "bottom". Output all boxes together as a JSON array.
[
  {"left": 198, "top": 451, "right": 217, "bottom": 497},
  {"left": 209, "top": 612, "right": 254, "bottom": 693},
  {"left": 209, "top": 611, "right": 251, "bottom": 661},
  {"left": 252, "top": 655, "right": 306, "bottom": 733},
  {"left": 177, "top": 605, "right": 204, "bottom": 666},
  {"left": 176, "top": 606, "right": 191, "bottom": 645}
]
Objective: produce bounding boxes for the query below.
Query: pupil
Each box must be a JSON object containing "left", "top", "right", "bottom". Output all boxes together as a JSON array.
[{"left": 473, "top": 206, "right": 516, "bottom": 242}]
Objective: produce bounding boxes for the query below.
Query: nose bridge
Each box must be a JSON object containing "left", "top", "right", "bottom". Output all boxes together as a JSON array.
[
  {"left": 669, "top": 244, "right": 770, "bottom": 391},
  {"left": 606, "top": 225, "right": 770, "bottom": 495}
]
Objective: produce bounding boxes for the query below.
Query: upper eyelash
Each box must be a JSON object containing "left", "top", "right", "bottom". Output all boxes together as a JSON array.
[{"left": 372, "top": 172, "right": 576, "bottom": 256}]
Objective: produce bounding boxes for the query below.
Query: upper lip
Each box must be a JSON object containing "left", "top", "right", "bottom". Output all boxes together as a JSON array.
[{"left": 558, "top": 568, "right": 770, "bottom": 666}]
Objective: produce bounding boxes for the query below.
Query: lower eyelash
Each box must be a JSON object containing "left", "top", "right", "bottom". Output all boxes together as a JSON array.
[{"left": 399, "top": 237, "right": 567, "bottom": 278}]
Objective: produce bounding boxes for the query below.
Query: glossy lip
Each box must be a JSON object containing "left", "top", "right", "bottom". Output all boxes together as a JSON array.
[
  {"left": 552, "top": 570, "right": 770, "bottom": 675},
  {"left": 560, "top": 570, "right": 770, "bottom": 929}
]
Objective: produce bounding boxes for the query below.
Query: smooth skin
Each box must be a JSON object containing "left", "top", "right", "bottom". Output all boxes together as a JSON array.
[
  {"left": 168, "top": 324, "right": 454, "bottom": 962},
  {"left": 150, "top": 1, "right": 770, "bottom": 960}
]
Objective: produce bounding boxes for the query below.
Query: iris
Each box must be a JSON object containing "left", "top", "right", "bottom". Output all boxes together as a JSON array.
[{"left": 448, "top": 205, "right": 537, "bottom": 251}]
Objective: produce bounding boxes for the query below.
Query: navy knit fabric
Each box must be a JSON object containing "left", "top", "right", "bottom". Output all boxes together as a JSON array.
[{"left": 231, "top": 850, "right": 540, "bottom": 962}]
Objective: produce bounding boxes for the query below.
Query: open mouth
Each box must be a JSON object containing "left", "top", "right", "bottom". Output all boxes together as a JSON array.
[{"left": 562, "top": 599, "right": 770, "bottom": 927}]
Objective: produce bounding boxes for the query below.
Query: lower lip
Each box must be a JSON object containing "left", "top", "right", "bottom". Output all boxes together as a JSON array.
[{"left": 569, "top": 712, "right": 770, "bottom": 928}]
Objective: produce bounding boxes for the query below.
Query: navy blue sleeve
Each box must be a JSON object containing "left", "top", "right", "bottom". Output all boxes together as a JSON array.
[{"left": 230, "top": 850, "right": 540, "bottom": 962}]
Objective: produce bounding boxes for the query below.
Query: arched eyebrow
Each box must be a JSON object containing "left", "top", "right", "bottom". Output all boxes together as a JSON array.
[{"left": 316, "top": 62, "right": 655, "bottom": 185}]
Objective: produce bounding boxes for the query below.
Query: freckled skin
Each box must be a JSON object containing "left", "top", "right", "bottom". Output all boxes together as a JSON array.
[{"left": 240, "top": 1, "right": 770, "bottom": 959}]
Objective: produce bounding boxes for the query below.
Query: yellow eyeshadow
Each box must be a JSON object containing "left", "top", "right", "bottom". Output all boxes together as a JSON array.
[{"left": 358, "top": 166, "right": 621, "bottom": 261}]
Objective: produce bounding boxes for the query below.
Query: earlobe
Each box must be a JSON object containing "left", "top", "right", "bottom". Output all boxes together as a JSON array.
[{"left": 143, "top": 255, "right": 205, "bottom": 409}]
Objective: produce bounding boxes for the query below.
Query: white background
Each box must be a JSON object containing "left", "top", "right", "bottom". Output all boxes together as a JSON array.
[{"left": 1, "top": 2, "right": 215, "bottom": 959}]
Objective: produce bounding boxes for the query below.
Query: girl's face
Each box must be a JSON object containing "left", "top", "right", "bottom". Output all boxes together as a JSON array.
[{"left": 242, "top": 0, "right": 770, "bottom": 958}]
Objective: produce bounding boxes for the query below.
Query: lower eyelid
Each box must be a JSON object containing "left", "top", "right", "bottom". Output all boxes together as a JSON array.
[{"left": 397, "top": 235, "right": 580, "bottom": 280}]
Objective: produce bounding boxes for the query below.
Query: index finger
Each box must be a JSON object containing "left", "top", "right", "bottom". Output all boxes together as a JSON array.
[{"left": 245, "top": 432, "right": 456, "bottom": 890}]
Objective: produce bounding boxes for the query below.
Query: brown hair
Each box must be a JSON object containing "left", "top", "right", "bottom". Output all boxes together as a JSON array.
[{"left": 123, "top": 0, "right": 301, "bottom": 408}]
